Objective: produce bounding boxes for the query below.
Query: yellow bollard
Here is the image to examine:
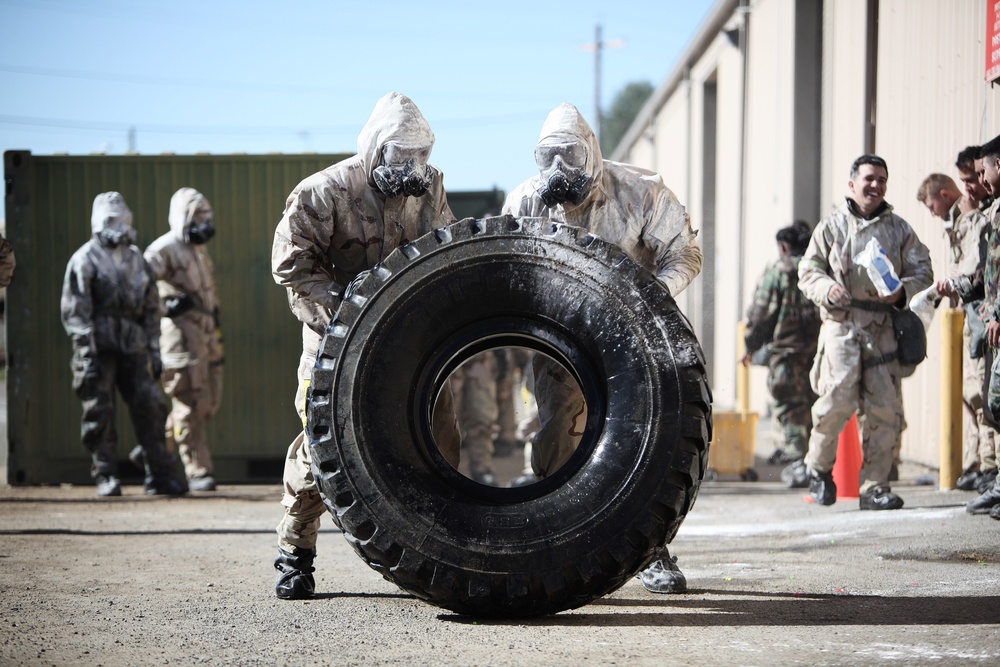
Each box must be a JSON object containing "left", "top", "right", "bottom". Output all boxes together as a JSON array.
[{"left": 939, "top": 308, "right": 964, "bottom": 490}]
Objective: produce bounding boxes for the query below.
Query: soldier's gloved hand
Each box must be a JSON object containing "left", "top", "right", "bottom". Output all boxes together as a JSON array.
[
  {"left": 343, "top": 270, "right": 371, "bottom": 301},
  {"left": 150, "top": 355, "right": 163, "bottom": 380},
  {"left": 164, "top": 294, "right": 194, "bottom": 318}
]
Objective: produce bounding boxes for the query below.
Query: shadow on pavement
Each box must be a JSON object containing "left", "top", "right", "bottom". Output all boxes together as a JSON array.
[{"left": 438, "top": 594, "right": 1000, "bottom": 627}]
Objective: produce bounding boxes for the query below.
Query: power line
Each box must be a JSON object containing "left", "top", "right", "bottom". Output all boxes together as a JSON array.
[{"left": 0, "top": 111, "right": 546, "bottom": 137}]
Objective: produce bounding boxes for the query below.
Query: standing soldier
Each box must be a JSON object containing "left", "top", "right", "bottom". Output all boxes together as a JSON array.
[
  {"left": 143, "top": 187, "right": 224, "bottom": 492},
  {"left": 940, "top": 135, "right": 1000, "bottom": 518},
  {"left": 741, "top": 221, "right": 821, "bottom": 488},
  {"left": 798, "top": 155, "right": 933, "bottom": 510},
  {"left": 60, "top": 192, "right": 187, "bottom": 497},
  {"left": 917, "top": 170, "right": 995, "bottom": 493},
  {"left": 502, "top": 102, "right": 703, "bottom": 594},
  {"left": 270, "top": 92, "right": 459, "bottom": 599},
  {"left": 451, "top": 351, "right": 500, "bottom": 485}
]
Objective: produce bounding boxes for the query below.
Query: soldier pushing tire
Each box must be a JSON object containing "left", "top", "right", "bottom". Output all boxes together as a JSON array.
[{"left": 306, "top": 215, "right": 712, "bottom": 617}]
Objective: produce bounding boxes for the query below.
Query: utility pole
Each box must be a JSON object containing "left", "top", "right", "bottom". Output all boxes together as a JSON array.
[
  {"left": 579, "top": 25, "right": 625, "bottom": 144},
  {"left": 127, "top": 126, "right": 136, "bottom": 153}
]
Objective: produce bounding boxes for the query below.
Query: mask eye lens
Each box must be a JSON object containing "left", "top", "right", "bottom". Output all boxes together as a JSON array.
[{"left": 535, "top": 143, "right": 586, "bottom": 170}]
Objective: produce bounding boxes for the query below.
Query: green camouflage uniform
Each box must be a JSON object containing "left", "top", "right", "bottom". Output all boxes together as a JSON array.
[
  {"left": 956, "top": 199, "right": 1000, "bottom": 439},
  {"left": 744, "top": 254, "right": 820, "bottom": 460}
]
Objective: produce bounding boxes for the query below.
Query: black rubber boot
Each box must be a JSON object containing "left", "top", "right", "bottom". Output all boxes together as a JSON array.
[
  {"left": 809, "top": 468, "right": 837, "bottom": 506},
  {"left": 975, "top": 468, "right": 998, "bottom": 495},
  {"left": 956, "top": 467, "right": 982, "bottom": 491},
  {"left": 967, "top": 477, "right": 1000, "bottom": 514},
  {"left": 143, "top": 473, "right": 188, "bottom": 496},
  {"left": 638, "top": 546, "right": 687, "bottom": 594},
  {"left": 859, "top": 488, "right": 904, "bottom": 510},
  {"left": 274, "top": 547, "right": 316, "bottom": 600}
]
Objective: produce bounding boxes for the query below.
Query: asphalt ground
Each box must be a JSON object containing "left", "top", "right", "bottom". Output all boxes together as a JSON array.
[{"left": 1, "top": 449, "right": 999, "bottom": 666}]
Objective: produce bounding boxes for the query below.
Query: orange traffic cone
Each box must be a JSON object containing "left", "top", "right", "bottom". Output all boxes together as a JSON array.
[{"left": 832, "top": 413, "right": 862, "bottom": 499}]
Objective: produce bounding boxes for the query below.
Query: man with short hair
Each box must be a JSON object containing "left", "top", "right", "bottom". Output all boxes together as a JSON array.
[
  {"left": 957, "top": 145, "right": 992, "bottom": 209},
  {"left": 798, "top": 155, "right": 933, "bottom": 510},
  {"left": 919, "top": 167, "right": 996, "bottom": 493},
  {"left": 942, "top": 135, "right": 1000, "bottom": 519}
]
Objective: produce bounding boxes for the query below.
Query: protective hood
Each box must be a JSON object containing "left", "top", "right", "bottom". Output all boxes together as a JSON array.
[
  {"left": 168, "top": 187, "right": 212, "bottom": 242},
  {"left": 90, "top": 191, "right": 133, "bottom": 235},
  {"left": 356, "top": 92, "right": 435, "bottom": 186},
  {"left": 533, "top": 103, "right": 603, "bottom": 203}
]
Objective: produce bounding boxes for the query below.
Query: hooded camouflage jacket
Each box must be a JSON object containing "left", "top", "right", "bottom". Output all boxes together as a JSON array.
[
  {"left": 272, "top": 92, "right": 455, "bottom": 333},
  {"left": 501, "top": 104, "right": 703, "bottom": 297},
  {"left": 61, "top": 193, "right": 161, "bottom": 363},
  {"left": 798, "top": 198, "right": 933, "bottom": 329},
  {"left": 144, "top": 188, "right": 220, "bottom": 369}
]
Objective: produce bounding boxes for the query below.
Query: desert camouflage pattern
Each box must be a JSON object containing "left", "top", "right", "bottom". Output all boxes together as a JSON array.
[
  {"left": 144, "top": 188, "right": 224, "bottom": 480},
  {"left": 501, "top": 103, "right": 703, "bottom": 477},
  {"left": 272, "top": 93, "right": 458, "bottom": 552},
  {"left": 940, "top": 201, "right": 997, "bottom": 474},
  {"left": 272, "top": 92, "right": 455, "bottom": 334},
  {"left": 451, "top": 351, "right": 500, "bottom": 479},
  {"left": 744, "top": 254, "right": 820, "bottom": 459},
  {"left": 502, "top": 103, "right": 703, "bottom": 297},
  {"left": 799, "top": 199, "right": 933, "bottom": 494}
]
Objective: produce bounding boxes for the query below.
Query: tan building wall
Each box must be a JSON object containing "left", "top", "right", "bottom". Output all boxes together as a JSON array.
[{"left": 615, "top": 0, "right": 1000, "bottom": 469}]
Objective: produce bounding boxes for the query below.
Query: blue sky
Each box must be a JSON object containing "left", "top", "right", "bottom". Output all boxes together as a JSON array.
[{"left": 1, "top": 0, "right": 715, "bottom": 194}]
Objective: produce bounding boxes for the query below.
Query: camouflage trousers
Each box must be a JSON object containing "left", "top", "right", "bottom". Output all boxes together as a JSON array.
[
  {"left": 451, "top": 351, "right": 499, "bottom": 477},
  {"left": 804, "top": 319, "right": 904, "bottom": 494},
  {"left": 73, "top": 351, "right": 172, "bottom": 479},
  {"left": 963, "top": 326, "right": 998, "bottom": 472},
  {"left": 767, "top": 353, "right": 818, "bottom": 460},
  {"left": 162, "top": 356, "right": 224, "bottom": 480},
  {"left": 530, "top": 355, "right": 586, "bottom": 478},
  {"left": 277, "top": 326, "right": 460, "bottom": 552}
]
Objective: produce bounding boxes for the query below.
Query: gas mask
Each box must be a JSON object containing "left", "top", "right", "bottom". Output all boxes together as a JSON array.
[
  {"left": 537, "top": 168, "right": 593, "bottom": 207},
  {"left": 97, "top": 220, "right": 136, "bottom": 248},
  {"left": 534, "top": 141, "right": 593, "bottom": 207},
  {"left": 373, "top": 158, "right": 433, "bottom": 198},
  {"left": 186, "top": 219, "right": 216, "bottom": 244},
  {"left": 372, "top": 142, "right": 434, "bottom": 198}
]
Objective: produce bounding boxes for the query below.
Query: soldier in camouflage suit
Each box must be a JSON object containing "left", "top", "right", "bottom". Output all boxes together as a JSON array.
[
  {"left": 60, "top": 192, "right": 187, "bottom": 498},
  {"left": 270, "top": 93, "right": 460, "bottom": 599},
  {"left": 941, "top": 135, "right": 1000, "bottom": 519},
  {"left": 742, "top": 221, "right": 820, "bottom": 488},
  {"left": 144, "top": 188, "right": 225, "bottom": 492},
  {"left": 451, "top": 350, "right": 500, "bottom": 485},
  {"left": 798, "top": 155, "right": 933, "bottom": 511},
  {"left": 918, "top": 170, "right": 996, "bottom": 493},
  {"left": 502, "top": 103, "right": 704, "bottom": 594}
]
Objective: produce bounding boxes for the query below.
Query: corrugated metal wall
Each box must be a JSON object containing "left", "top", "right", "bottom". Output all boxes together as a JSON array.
[
  {"left": 871, "top": 0, "right": 1000, "bottom": 468},
  {"left": 3, "top": 151, "right": 505, "bottom": 484}
]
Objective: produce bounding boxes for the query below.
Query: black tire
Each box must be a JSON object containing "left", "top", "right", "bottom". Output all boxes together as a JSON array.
[{"left": 307, "top": 215, "right": 712, "bottom": 617}]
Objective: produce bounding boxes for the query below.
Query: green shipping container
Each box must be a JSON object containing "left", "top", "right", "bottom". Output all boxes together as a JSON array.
[{"left": 2, "top": 151, "right": 503, "bottom": 485}]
